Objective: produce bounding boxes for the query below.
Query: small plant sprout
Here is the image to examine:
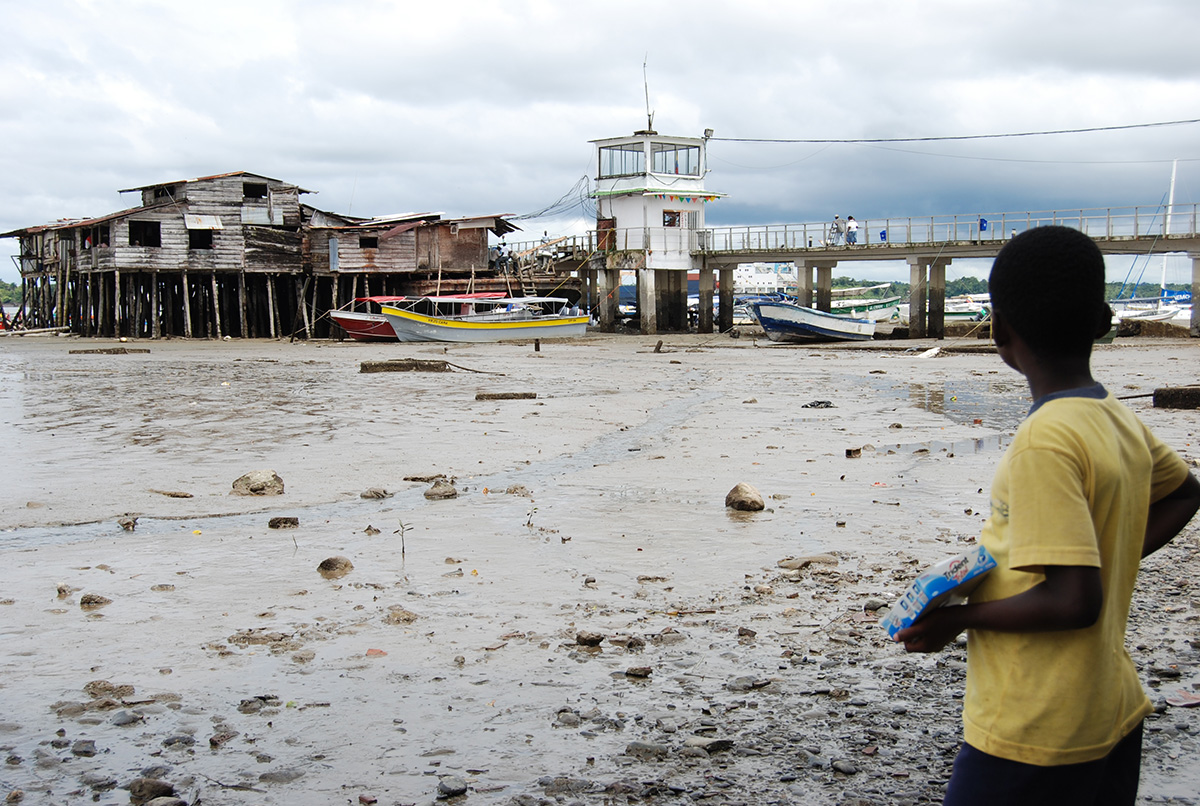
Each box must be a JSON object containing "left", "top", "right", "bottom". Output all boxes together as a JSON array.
[
  {"left": 394, "top": 519, "right": 412, "bottom": 558},
  {"left": 526, "top": 506, "right": 538, "bottom": 529}
]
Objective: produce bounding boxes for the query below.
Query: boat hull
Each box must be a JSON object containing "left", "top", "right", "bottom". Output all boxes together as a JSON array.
[
  {"left": 382, "top": 306, "right": 589, "bottom": 343},
  {"left": 329, "top": 310, "right": 397, "bottom": 342},
  {"left": 750, "top": 301, "right": 876, "bottom": 342}
]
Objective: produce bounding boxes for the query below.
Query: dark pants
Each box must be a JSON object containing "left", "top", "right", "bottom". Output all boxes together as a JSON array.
[{"left": 943, "top": 722, "right": 1143, "bottom": 806}]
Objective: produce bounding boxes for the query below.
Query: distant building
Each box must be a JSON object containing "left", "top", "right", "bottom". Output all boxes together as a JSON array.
[{"left": 2, "top": 171, "right": 525, "bottom": 337}]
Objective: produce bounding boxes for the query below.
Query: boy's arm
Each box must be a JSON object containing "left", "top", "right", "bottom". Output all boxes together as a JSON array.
[
  {"left": 1143, "top": 472, "right": 1200, "bottom": 558},
  {"left": 894, "top": 564, "right": 1102, "bottom": 654}
]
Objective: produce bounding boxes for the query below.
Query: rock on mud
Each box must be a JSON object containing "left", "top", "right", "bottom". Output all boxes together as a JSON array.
[
  {"left": 424, "top": 479, "right": 458, "bottom": 500},
  {"left": 129, "top": 778, "right": 175, "bottom": 804},
  {"left": 268, "top": 516, "right": 299, "bottom": 529},
  {"left": 317, "top": 556, "right": 353, "bottom": 579},
  {"left": 437, "top": 775, "right": 468, "bottom": 798},
  {"left": 725, "top": 482, "right": 765, "bottom": 512},
  {"left": 79, "top": 593, "right": 111, "bottom": 609},
  {"left": 231, "top": 470, "right": 284, "bottom": 496}
]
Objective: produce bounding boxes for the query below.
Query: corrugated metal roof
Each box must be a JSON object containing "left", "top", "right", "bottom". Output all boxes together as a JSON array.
[{"left": 0, "top": 201, "right": 176, "bottom": 238}]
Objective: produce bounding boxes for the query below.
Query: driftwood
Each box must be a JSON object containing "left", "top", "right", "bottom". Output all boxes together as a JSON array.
[
  {"left": 69, "top": 347, "right": 151, "bottom": 355},
  {"left": 359, "top": 359, "right": 505, "bottom": 375},
  {"left": 475, "top": 392, "right": 537, "bottom": 401}
]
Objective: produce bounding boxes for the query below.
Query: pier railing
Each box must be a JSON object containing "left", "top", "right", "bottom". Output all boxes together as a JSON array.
[{"left": 504, "top": 203, "right": 1200, "bottom": 259}]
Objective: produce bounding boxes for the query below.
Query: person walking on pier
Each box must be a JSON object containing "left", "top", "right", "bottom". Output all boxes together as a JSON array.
[
  {"left": 829, "top": 215, "right": 845, "bottom": 246},
  {"left": 846, "top": 216, "right": 859, "bottom": 245}
]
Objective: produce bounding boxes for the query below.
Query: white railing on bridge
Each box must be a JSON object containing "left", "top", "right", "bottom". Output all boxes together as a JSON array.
[{"left": 504, "top": 204, "right": 1200, "bottom": 259}]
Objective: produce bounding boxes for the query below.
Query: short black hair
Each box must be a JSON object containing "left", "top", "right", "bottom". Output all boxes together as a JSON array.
[{"left": 989, "top": 226, "right": 1112, "bottom": 357}]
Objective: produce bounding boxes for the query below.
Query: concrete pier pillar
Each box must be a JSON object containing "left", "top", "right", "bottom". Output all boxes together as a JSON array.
[
  {"left": 595, "top": 266, "right": 616, "bottom": 331},
  {"left": 815, "top": 264, "right": 833, "bottom": 312},
  {"left": 638, "top": 267, "right": 657, "bottom": 334},
  {"left": 907, "top": 257, "right": 927, "bottom": 338},
  {"left": 718, "top": 267, "right": 734, "bottom": 332},
  {"left": 907, "top": 256, "right": 951, "bottom": 339},
  {"left": 698, "top": 262, "right": 714, "bottom": 333},
  {"left": 795, "top": 261, "right": 813, "bottom": 307},
  {"left": 796, "top": 260, "right": 836, "bottom": 310}
]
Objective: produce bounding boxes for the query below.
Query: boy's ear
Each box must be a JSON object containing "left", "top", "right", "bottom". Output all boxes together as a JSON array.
[{"left": 991, "top": 310, "right": 1011, "bottom": 348}]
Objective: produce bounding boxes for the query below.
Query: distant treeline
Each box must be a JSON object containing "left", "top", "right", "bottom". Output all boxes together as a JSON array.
[
  {"left": 0, "top": 281, "right": 19, "bottom": 306},
  {"left": 831, "top": 276, "right": 1189, "bottom": 301}
]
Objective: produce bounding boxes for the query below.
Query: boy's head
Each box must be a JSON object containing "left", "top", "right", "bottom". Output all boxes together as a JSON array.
[{"left": 989, "top": 226, "right": 1112, "bottom": 358}]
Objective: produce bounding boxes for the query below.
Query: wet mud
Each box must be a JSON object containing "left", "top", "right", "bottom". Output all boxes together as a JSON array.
[{"left": 0, "top": 334, "right": 1198, "bottom": 805}]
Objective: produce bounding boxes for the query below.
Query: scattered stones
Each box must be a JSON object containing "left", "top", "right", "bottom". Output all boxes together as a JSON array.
[
  {"left": 476, "top": 391, "right": 536, "bottom": 401},
  {"left": 725, "top": 482, "right": 765, "bottom": 512},
  {"left": 437, "top": 775, "right": 468, "bottom": 798},
  {"left": 802, "top": 400, "right": 835, "bottom": 408},
  {"left": 363, "top": 524, "right": 380, "bottom": 535},
  {"left": 150, "top": 584, "right": 175, "bottom": 592},
  {"left": 268, "top": 516, "right": 299, "bottom": 529},
  {"left": 317, "top": 556, "right": 353, "bottom": 579},
  {"left": 117, "top": 515, "right": 138, "bottom": 531},
  {"left": 359, "top": 487, "right": 392, "bottom": 499},
  {"left": 624, "top": 666, "right": 652, "bottom": 678},
  {"left": 160, "top": 734, "right": 195, "bottom": 749},
  {"left": 424, "top": 479, "right": 459, "bottom": 500},
  {"left": 209, "top": 730, "right": 238, "bottom": 748},
  {"left": 83, "top": 681, "right": 133, "bottom": 699},
  {"left": 506, "top": 484, "right": 531, "bottom": 496},
  {"left": 79, "top": 593, "right": 111, "bottom": 609},
  {"left": 231, "top": 470, "right": 284, "bottom": 496}
]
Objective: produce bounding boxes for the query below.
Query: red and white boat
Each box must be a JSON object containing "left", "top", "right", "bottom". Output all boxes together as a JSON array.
[{"left": 329, "top": 294, "right": 506, "bottom": 341}]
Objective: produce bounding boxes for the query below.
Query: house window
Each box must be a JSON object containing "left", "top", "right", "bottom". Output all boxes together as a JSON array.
[
  {"left": 359, "top": 236, "right": 379, "bottom": 249},
  {"left": 598, "top": 143, "right": 646, "bottom": 178},
  {"left": 243, "top": 182, "right": 269, "bottom": 199},
  {"left": 189, "top": 229, "right": 214, "bottom": 250},
  {"left": 663, "top": 211, "right": 682, "bottom": 228},
  {"left": 153, "top": 185, "right": 181, "bottom": 200},
  {"left": 128, "top": 220, "right": 161, "bottom": 247},
  {"left": 651, "top": 143, "right": 700, "bottom": 176}
]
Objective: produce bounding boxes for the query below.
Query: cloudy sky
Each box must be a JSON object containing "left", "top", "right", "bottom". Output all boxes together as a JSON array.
[{"left": 3, "top": 0, "right": 1199, "bottom": 286}]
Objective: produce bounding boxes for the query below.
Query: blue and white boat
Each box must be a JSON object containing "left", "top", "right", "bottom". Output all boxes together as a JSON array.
[{"left": 749, "top": 299, "right": 876, "bottom": 342}]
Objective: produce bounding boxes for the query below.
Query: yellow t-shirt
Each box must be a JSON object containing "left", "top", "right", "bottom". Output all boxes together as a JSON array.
[{"left": 964, "top": 386, "right": 1189, "bottom": 766}]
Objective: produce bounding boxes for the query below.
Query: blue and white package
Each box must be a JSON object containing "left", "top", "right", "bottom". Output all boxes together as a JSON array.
[{"left": 880, "top": 545, "right": 997, "bottom": 638}]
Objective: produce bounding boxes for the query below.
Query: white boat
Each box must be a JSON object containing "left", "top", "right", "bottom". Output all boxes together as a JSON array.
[
  {"left": 749, "top": 300, "right": 876, "bottom": 342},
  {"left": 830, "top": 295, "right": 902, "bottom": 322},
  {"left": 380, "top": 296, "right": 589, "bottom": 343}
]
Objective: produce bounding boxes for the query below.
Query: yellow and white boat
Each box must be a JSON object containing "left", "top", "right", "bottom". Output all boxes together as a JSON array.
[{"left": 380, "top": 296, "right": 589, "bottom": 343}]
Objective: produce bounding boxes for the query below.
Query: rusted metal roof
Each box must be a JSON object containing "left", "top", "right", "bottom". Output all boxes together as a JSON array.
[{"left": 117, "top": 171, "right": 314, "bottom": 194}]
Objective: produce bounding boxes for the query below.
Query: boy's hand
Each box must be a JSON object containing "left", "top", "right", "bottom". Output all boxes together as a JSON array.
[{"left": 894, "top": 607, "right": 965, "bottom": 653}]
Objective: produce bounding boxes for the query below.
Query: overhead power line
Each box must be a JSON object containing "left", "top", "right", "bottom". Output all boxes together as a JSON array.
[{"left": 711, "top": 117, "right": 1200, "bottom": 144}]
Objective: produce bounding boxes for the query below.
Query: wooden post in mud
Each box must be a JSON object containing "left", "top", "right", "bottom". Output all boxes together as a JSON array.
[
  {"left": 267, "top": 274, "right": 278, "bottom": 339},
  {"left": 151, "top": 272, "right": 160, "bottom": 339},
  {"left": 238, "top": 271, "right": 248, "bottom": 339},
  {"left": 211, "top": 272, "right": 223, "bottom": 339},
  {"left": 181, "top": 272, "right": 192, "bottom": 338}
]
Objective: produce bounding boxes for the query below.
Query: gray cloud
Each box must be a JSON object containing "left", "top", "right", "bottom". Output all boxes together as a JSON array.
[{"left": 3, "top": 0, "right": 1198, "bottom": 287}]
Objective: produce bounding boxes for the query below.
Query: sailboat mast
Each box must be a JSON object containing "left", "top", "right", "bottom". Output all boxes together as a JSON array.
[{"left": 1162, "top": 159, "right": 1177, "bottom": 305}]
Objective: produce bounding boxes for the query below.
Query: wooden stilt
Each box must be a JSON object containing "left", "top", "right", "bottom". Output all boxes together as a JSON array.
[
  {"left": 181, "top": 272, "right": 192, "bottom": 338},
  {"left": 151, "top": 272, "right": 160, "bottom": 339},
  {"left": 267, "top": 274, "right": 278, "bottom": 339},
  {"left": 238, "top": 271, "right": 248, "bottom": 338},
  {"left": 211, "top": 272, "right": 223, "bottom": 339}
]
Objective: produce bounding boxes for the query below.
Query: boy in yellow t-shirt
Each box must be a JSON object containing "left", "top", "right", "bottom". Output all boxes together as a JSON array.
[{"left": 896, "top": 226, "right": 1200, "bottom": 806}]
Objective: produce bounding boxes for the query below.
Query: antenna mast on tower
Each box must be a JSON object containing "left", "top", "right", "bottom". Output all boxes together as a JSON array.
[{"left": 642, "top": 56, "right": 655, "bottom": 134}]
